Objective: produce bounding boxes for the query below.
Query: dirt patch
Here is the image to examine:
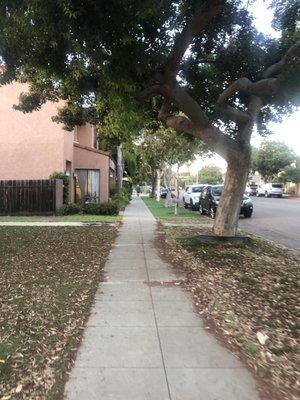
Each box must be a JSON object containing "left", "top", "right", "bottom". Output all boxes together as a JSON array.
[{"left": 154, "top": 222, "right": 299, "bottom": 400}]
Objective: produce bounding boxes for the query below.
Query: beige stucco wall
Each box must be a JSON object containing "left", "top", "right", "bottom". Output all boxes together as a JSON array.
[
  {"left": 74, "top": 144, "right": 109, "bottom": 202},
  {"left": 0, "top": 81, "right": 72, "bottom": 180}
]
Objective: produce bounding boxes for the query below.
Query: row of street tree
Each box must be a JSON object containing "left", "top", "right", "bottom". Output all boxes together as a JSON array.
[{"left": 0, "top": 0, "right": 299, "bottom": 235}]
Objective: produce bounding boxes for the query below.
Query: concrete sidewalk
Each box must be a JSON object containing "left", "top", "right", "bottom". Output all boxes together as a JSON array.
[{"left": 64, "top": 197, "right": 260, "bottom": 400}]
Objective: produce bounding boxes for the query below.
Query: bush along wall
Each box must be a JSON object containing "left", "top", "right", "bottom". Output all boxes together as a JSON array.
[
  {"left": 82, "top": 202, "right": 119, "bottom": 215},
  {"left": 110, "top": 187, "right": 132, "bottom": 210},
  {"left": 57, "top": 201, "right": 120, "bottom": 216},
  {"left": 57, "top": 203, "right": 81, "bottom": 215},
  {"left": 57, "top": 187, "right": 132, "bottom": 216}
]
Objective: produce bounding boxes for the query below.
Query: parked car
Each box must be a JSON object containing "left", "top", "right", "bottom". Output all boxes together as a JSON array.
[
  {"left": 245, "top": 184, "right": 258, "bottom": 196},
  {"left": 183, "top": 184, "right": 206, "bottom": 210},
  {"left": 256, "top": 183, "right": 283, "bottom": 198},
  {"left": 159, "top": 187, "right": 175, "bottom": 199},
  {"left": 199, "top": 185, "right": 253, "bottom": 218}
]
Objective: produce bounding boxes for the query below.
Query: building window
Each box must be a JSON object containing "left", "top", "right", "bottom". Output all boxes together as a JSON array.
[{"left": 75, "top": 169, "right": 100, "bottom": 203}]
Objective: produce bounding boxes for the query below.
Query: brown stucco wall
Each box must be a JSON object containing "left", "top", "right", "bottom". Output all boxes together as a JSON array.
[
  {"left": 73, "top": 144, "right": 110, "bottom": 202},
  {"left": 76, "top": 124, "right": 94, "bottom": 148},
  {"left": 0, "top": 81, "right": 71, "bottom": 180}
]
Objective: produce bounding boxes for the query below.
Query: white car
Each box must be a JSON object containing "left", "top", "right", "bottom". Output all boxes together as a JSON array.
[
  {"left": 183, "top": 184, "right": 206, "bottom": 210},
  {"left": 257, "top": 183, "right": 283, "bottom": 198}
]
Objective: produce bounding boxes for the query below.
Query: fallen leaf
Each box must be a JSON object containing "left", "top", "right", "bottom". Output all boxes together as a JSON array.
[{"left": 257, "top": 331, "right": 269, "bottom": 345}]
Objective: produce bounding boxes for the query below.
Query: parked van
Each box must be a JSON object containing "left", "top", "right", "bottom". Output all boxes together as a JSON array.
[{"left": 257, "top": 183, "right": 283, "bottom": 198}]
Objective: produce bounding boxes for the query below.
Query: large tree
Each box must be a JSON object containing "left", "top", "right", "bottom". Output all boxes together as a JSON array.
[
  {"left": 138, "top": 1, "right": 300, "bottom": 235},
  {"left": 252, "top": 140, "right": 296, "bottom": 181},
  {"left": 198, "top": 165, "right": 223, "bottom": 184},
  {"left": 137, "top": 123, "right": 204, "bottom": 198},
  {"left": 0, "top": 0, "right": 299, "bottom": 235}
]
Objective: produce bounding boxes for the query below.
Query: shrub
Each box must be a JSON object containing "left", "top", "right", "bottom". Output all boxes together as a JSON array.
[
  {"left": 111, "top": 187, "right": 132, "bottom": 210},
  {"left": 57, "top": 202, "right": 81, "bottom": 215},
  {"left": 82, "top": 201, "right": 119, "bottom": 215}
]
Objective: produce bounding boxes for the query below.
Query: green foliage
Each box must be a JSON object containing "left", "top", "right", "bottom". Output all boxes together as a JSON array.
[
  {"left": 197, "top": 165, "right": 223, "bottom": 184},
  {"left": 279, "top": 166, "right": 300, "bottom": 183},
  {"left": 57, "top": 203, "right": 81, "bottom": 215},
  {"left": 137, "top": 123, "right": 206, "bottom": 178},
  {"left": 0, "top": 0, "right": 298, "bottom": 143},
  {"left": 82, "top": 201, "right": 119, "bottom": 216},
  {"left": 252, "top": 141, "right": 296, "bottom": 181},
  {"left": 49, "top": 171, "right": 69, "bottom": 204},
  {"left": 111, "top": 187, "right": 132, "bottom": 210}
]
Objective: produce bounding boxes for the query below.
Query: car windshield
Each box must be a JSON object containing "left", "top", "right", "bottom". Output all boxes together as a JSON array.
[
  {"left": 272, "top": 183, "right": 282, "bottom": 188},
  {"left": 212, "top": 186, "right": 223, "bottom": 196},
  {"left": 192, "top": 186, "right": 202, "bottom": 193}
]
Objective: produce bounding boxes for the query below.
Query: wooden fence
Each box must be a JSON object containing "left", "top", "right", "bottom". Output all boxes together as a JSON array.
[{"left": 0, "top": 179, "right": 63, "bottom": 215}]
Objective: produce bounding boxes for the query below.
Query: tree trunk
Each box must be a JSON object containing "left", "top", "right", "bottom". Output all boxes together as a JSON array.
[
  {"left": 156, "top": 169, "right": 161, "bottom": 202},
  {"left": 150, "top": 168, "right": 156, "bottom": 197},
  {"left": 164, "top": 165, "right": 173, "bottom": 208},
  {"left": 212, "top": 153, "right": 250, "bottom": 236},
  {"left": 174, "top": 164, "right": 180, "bottom": 215},
  {"left": 116, "top": 143, "right": 123, "bottom": 191}
]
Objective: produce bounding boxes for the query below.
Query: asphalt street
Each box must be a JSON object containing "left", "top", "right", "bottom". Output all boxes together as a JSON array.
[{"left": 238, "top": 197, "right": 300, "bottom": 251}]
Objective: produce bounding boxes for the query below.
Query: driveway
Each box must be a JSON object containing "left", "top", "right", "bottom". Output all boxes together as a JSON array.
[{"left": 239, "top": 197, "right": 300, "bottom": 251}]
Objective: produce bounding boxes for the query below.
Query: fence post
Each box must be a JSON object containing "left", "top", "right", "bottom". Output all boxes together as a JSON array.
[{"left": 55, "top": 179, "right": 63, "bottom": 212}]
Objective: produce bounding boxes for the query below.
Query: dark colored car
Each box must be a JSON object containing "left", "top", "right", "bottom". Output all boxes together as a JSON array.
[
  {"left": 199, "top": 185, "right": 253, "bottom": 219},
  {"left": 245, "top": 184, "right": 258, "bottom": 196},
  {"left": 160, "top": 187, "right": 175, "bottom": 199}
]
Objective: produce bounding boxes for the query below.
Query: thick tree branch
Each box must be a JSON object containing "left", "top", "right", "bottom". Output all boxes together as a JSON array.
[
  {"left": 217, "top": 104, "right": 251, "bottom": 125},
  {"left": 165, "top": 0, "right": 221, "bottom": 81},
  {"left": 136, "top": 85, "right": 163, "bottom": 101},
  {"left": 155, "top": 87, "right": 239, "bottom": 161},
  {"left": 263, "top": 40, "right": 300, "bottom": 78},
  {"left": 158, "top": 99, "right": 172, "bottom": 121},
  {"left": 163, "top": 115, "right": 196, "bottom": 136},
  {"left": 163, "top": 113, "right": 238, "bottom": 161},
  {"left": 216, "top": 41, "right": 300, "bottom": 125},
  {"left": 217, "top": 78, "right": 252, "bottom": 106}
]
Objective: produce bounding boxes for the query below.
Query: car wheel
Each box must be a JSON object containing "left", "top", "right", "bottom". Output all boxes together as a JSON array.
[
  {"left": 243, "top": 211, "right": 252, "bottom": 218},
  {"left": 210, "top": 206, "right": 216, "bottom": 219},
  {"left": 190, "top": 200, "right": 196, "bottom": 211},
  {"left": 183, "top": 198, "right": 188, "bottom": 208},
  {"left": 199, "top": 204, "right": 205, "bottom": 215},
  {"left": 265, "top": 191, "right": 269, "bottom": 198}
]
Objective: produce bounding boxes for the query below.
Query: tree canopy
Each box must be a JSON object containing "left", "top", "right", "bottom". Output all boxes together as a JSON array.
[
  {"left": 252, "top": 140, "right": 296, "bottom": 181},
  {"left": 0, "top": 0, "right": 299, "bottom": 235},
  {"left": 197, "top": 165, "right": 223, "bottom": 184},
  {"left": 1, "top": 1, "right": 298, "bottom": 132}
]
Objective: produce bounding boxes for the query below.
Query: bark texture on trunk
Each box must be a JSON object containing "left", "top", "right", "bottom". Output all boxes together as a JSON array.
[
  {"left": 174, "top": 164, "right": 180, "bottom": 215},
  {"left": 212, "top": 154, "right": 250, "bottom": 236},
  {"left": 156, "top": 169, "right": 161, "bottom": 202},
  {"left": 116, "top": 143, "right": 123, "bottom": 191},
  {"left": 164, "top": 165, "right": 173, "bottom": 207},
  {"left": 150, "top": 168, "right": 156, "bottom": 198}
]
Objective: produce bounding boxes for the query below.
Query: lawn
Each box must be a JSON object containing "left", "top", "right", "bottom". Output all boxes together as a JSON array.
[
  {"left": 158, "top": 224, "right": 299, "bottom": 400},
  {"left": 0, "top": 214, "right": 121, "bottom": 223},
  {"left": 142, "top": 196, "right": 200, "bottom": 220},
  {"left": 0, "top": 225, "right": 117, "bottom": 399}
]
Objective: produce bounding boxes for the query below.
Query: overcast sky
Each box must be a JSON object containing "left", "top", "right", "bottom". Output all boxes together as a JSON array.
[{"left": 184, "top": 0, "right": 300, "bottom": 174}]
